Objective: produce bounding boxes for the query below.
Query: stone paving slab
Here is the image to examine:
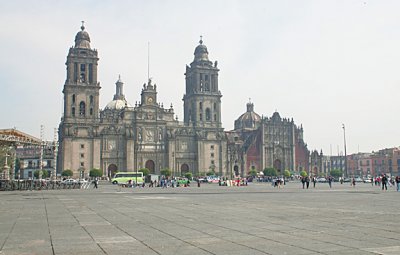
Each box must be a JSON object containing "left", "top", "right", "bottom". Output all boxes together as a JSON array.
[{"left": 0, "top": 181, "right": 399, "bottom": 254}]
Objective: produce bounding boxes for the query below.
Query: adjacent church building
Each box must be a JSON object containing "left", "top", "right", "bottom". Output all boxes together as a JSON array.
[{"left": 58, "top": 24, "right": 310, "bottom": 178}]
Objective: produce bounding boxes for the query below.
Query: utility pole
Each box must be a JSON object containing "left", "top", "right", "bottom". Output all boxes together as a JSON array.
[{"left": 342, "top": 124, "right": 348, "bottom": 177}]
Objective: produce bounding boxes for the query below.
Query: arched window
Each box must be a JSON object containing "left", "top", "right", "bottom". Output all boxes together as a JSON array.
[
  {"left": 206, "top": 108, "right": 211, "bottom": 121},
  {"left": 72, "top": 94, "right": 76, "bottom": 104},
  {"left": 214, "top": 114, "right": 217, "bottom": 121},
  {"left": 199, "top": 102, "right": 203, "bottom": 110},
  {"left": 79, "top": 101, "right": 86, "bottom": 116},
  {"left": 90, "top": 108, "right": 93, "bottom": 116},
  {"left": 90, "top": 95, "right": 94, "bottom": 104},
  {"left": 71, "top": 107, "right": 75, "bottom": 117}
]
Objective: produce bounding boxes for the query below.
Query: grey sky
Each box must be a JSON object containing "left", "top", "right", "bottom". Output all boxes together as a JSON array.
[{"left": 1, "top": 0, "right": 399, "bottom": 155}]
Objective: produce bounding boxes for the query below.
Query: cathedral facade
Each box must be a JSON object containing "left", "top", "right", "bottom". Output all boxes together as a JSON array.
[{"left": 58, "top": 24, "right": 309, "bottom": 178}]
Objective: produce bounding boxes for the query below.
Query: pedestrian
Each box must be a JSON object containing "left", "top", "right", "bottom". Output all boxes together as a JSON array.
[
  {"left": 328, "top": 176, "right": 332, "bottom": 188},
  {"left": 93, "top": 178, "right": 98, "bottom": 189},
  {"left": 352, "top": 178, "right": 356, "bottom": 187},
  {"left": 301, "top": 176, "right": 305, "bottom": 189},
  {"left": 312, "top": 176, "right": 316, "bottom": 188},
  {"left": 395, "top": 176, "right": 400, "bottom": 192},
  {"left": 370, "top": 177, "right": 374, "bottom": 186},
  {"left": 306, "top": 176, "right": 310, "bottom": 189},
  {"left": 197, "top": 179, "right": 201, "bottom": 187},
  {"left": 381, "top": 175, "right": 388, "bottom": 191}
]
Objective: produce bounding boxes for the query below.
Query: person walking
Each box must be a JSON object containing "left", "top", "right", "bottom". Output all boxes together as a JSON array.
[
  {"left": 306, "top": 176, "right": 310, "bottom": 189},
  {"left": 328, "top": 176, "right": 332, "bottom": 188},
  {"left": 301, "top": 176, "right": 305, "bottom": 189},
  {"left": 312, "top": 176, "right": 316, "bottom": 188},
  {"left": 395, "top": 176, "right": 400, "bottom": 192},
  {"left": 93, "top": 178, "right": 98, "bottom": 189},
  {"left": 381, "top": 175, "right": 388, "bottom": 191}
]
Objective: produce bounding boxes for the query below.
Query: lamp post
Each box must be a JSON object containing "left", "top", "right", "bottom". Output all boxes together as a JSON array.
[{"left": 342, "top": 124, "right": 348, "bottom": 178}]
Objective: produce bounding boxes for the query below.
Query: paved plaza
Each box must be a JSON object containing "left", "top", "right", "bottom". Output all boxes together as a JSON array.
[{"left": 0, "top": 181, "right": 399, "bottom": 255}]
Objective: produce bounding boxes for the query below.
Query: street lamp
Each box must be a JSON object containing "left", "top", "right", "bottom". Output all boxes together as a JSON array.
[{"left": 342, "top": 124, "right": 348, "bottom": 178}]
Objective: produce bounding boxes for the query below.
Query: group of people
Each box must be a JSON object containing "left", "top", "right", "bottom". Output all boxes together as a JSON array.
[
  {"left": 301, "top": 176, "right": 333, "bottom": 189},
  {"left": 372, "top": 175, "right": 400, "bottom": 191}
]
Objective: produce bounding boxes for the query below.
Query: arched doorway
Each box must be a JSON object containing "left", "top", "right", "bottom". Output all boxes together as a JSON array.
[
  {"left": 145, "top": 160, "right": 155, "bottom": 174},
  {"left": 181, "top": 164, "right": 189, "bottom": 175},
  {"left": 274, "top": 159, "right": 282, "bottom": 174},
  {"left": 108, "top": 164, "right": 117, "bottom": 178},
  {"left": 234, "top": 165, "right": 239, "bottom": 177}
]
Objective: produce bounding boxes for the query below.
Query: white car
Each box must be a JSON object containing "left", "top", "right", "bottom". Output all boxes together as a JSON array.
[{"left": 62, "top": 179, "right": 77, "bottom": 185}]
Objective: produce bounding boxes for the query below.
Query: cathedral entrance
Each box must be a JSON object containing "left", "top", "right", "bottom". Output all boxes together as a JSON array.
[
  {"left": 145, "top": 160, "right": 155, "bottom": 174},
  {"left": 181, "top": 164, "right": 189, "bottom": 175},
  {"left": 234, "top": 165, "right": 239, "bottom": 177},
  {"left": 273, "top": 159, "right": 282, "bottom": 175},
  {"left": 108, "top": 164, "right": 118, "bottom": 178}
]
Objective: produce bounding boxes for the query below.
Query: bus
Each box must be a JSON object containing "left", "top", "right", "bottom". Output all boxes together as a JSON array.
[{"left": 111, "top": 172, "right": 144, "bottom": 185}]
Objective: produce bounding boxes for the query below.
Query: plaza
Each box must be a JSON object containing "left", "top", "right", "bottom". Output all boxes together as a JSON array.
[{"left": 0, "top": 181, "right": 399, "bottom": 255}]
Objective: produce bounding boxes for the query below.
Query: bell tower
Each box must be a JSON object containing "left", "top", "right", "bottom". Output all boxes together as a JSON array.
[
  {"left": 183, "top": 37, "right": 222, "bottom": 128},
  {"left": 63, "top": 22, "right": 100, "bottom": 121}
]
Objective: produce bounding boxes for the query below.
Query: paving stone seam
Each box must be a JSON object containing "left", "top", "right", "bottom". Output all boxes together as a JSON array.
[
  {"left": 0, "top": 201, "right": 22, "bottom": 252},
  {"left": 41, "top": 194, "right": 55, "bottom": 255},
  {"left": 60, "top": 197, "right": 108, "bottom": 255},
  {"left": 94, "top": 200, "right": 218, "bottom": 255}
]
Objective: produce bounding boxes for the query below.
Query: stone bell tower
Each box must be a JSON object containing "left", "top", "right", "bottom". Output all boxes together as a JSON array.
[
  {"left": 183, "top": 37, "right": 222, "bottom": 128},
  {"left": 63, "top": 22, "right": 100, "bottom": 122}
]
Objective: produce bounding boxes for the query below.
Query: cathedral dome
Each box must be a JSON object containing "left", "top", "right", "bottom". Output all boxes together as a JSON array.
[
  {"left": 234, "top": 102, "right": 261, "bottom": 130},
  {"left": 104, "top": 99, "right": 132, "bottom": 110},
  {"left": 74, "top": 23, "right": 91, "bottom": 49}
]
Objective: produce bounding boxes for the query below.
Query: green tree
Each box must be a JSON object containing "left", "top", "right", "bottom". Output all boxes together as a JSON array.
[
  {"left": 160, "top": 168, "right": 172, "bottom": 177},
  {"left": 330, "top": 169, "right": 342, "bottom": 178},
  {"left": 263, "top": 167, "right": 277, "bottom": 177},
  {"left": 89, "top": 168, "right": 102, "bottom": 177},
  {"left": 249, "top": 169, "right": 258, "bottom": 177},
  {"left": 300, "top": 170, "right": 308, "bottom": 177},
  {"left": 284, "top": 170, "right": 291, "bottom": 178},
  {"left": 61, "top": 169, "right": 73, "bottom": 177},
  {"left": 139, "top": 168, "right": 150, "bottom": 176},
  {"left": 206, "top": 170, "right": 216, "bottom": 176},
  {"left": 184, "top": 172, "right": 192, "bottom": 180},
  {"left": 34, "top": 170, "right": 48, "bottom": 179}
]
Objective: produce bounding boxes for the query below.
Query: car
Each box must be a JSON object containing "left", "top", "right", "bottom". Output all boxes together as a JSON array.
[
  {"left": 62, "top": 179, "right": 77, "bottom": 185},
  {"left": 363, "top": 179, "right": 372, "bottom": 183},
  {"left": 316, "top": 177, "right": 327, "bottom": 183}
]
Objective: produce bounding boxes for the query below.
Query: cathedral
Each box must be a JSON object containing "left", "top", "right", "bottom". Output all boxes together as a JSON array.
[{"left": 58, "top": 24, "right": 309, "bottom": 178}]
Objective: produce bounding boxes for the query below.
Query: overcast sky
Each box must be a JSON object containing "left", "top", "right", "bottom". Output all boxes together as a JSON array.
[{"left": 1, "top": 0, "right": 399, "bottom": 155}]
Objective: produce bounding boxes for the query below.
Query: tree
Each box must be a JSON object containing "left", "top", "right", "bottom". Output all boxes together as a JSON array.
[
  {"left": 300, "top": 170, "right": 308, "bottom": 177},
  {"left": 139, "top": 168, "right": 150, "bottom": 176},
  {"left": 330, "top": 169, "right": 342, "bottom": 178},
  {"left": 249, "top": 169, "right": 258, "bottom": 177},
  {"left": 184, "top": 172, "right": 192, "bottom": 180},
  {"left": 160, "top": 168, "right": 172, "bottom": 177},
  {"left": 34, "top": 170, "right": 48, "bottom": 179},
  {"left": 61, "top": 169, "right": 73, "bottom": 177},
  {"left": 206, "top": 170, "right": 216, "bottom": 176},
  {"left": 284, "top": 170, "right": 291, "bottom": 178},
  {"left": 263, "top": 167, "right": 277, "bottom": 177},
  {"left": 89, "top": 168, "right": 102, "bottom": 178}
]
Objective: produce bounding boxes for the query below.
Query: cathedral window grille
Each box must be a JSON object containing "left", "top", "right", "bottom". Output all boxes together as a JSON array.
[
  {"left": 199, "top": 113, "right": 203, "bottom": 121},
  {"left": 80, "top": 144, "right": 85, "bottom": 149},
  {"left": 205, "top": 108, "right": 211, "bottom": 121},
  {"left": 71, "top": 107, "right": 75, "bottom": 117},
  {"left": 72, "top": 94, "right": 76, "bottom": 104},
  {"left": 74, "top": 63, "right": 78, "bottom": 82},
  {"left": 90, "top": 108, "right": 93, "bottom": 116},
  {"left": 214, "top": 114, "right": 217, "bottom": 121},
  {"left": 211, "top": 153, "right": 214, "bottom": 158},
  {"left": 80, "top": 162, "right": 84, "bottom": 167},
  {"left": 79, "top": 101, "right": 86, "bottom": 116},
  {"left": 89, "top": 64, "right": 93, "bottom": 84},
  {"left": 90, "top": 95, "right": 94, "bottom": 104},
  {"left": 80, "top": 153, "right": 84, "bottom": 158},
  {"left": 199, "top": 102, "right": 202, "bottom": 110},
  {"left": 211, "top": 145, "right": 214, "bottom": 150},
  {"left": 80, "top": 64, "right": 86, "bottom": 82}
]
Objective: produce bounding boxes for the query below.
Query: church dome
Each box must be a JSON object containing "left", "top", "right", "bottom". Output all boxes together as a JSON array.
[
  {"left": 74, "top": 23, "right": 91, "bottom": 49},
  {"left": 105, "top": 99, "right": 132, "bottom": 110},
  {"left": 234, "top": 102, "right": 261, "bottom": 130}
]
